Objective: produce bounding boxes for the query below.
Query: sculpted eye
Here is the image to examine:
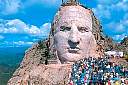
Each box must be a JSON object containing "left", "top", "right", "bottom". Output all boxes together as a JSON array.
[
  {"left": 78, "top": 27, "right": 89, "bottom": 33},
  {"left": 60, "top": 26, "right": 71, "bottom": 32}
]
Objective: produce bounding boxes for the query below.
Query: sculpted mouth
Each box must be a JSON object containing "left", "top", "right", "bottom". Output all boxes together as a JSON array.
[{"left": 67, "top": 47, "right": 80, "bottom": 53}]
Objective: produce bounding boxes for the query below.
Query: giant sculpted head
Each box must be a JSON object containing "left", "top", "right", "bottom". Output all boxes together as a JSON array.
[{"left": 51, "top": 5, "right": 98, "bottom": 64}]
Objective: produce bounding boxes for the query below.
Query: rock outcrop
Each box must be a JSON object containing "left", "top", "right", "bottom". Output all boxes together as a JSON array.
[
  {"left": 7, "top": 40, "right": 61, "bottom": 85},
  {"left": 8, "top": 64, "right": 72, "bottom": 85},
  {"left": 121, "top": 37, "right": 128, "bottom": 46},
  {"left": 113, "top": 37, "right": 128, "bottom": 53},
  {"left": 120, "top": 37, "right": 128, "bottom": 53},
  {"left": 8, "top": 1, "right": 108, "bottom": 85},
  {"left": 114, "top": 37, "right": 128, "bottom": 61}
]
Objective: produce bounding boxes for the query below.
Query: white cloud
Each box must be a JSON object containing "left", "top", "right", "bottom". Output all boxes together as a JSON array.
[
  {"left": 0, "top": 19, "right": 51, "bottom": 37},
  {"left": 41, "top": 0, "right": 61, "bottom": 6},
  {"left": 40, "top": 23, "right": 51, "bottom": 36},
  {"left": 92, "top": 5, "right": 111, "bottom": 19},
  {"left": 105, "top": 12, "right": 128, "bottom": 35},
  {"left": 0, "top": 19, "right": 51, "bottom": 47},
  {"left": 29, "top": 25, "right": 41, "bottom": 34},
  {"left": 0, "top": 0, "right": 62, "bottom": 15},
  {"left": 13, "top": 41, "right": 33, "bottom": 46},
  {"left": 6, "top": 19, "right": 27, "bottom": 29},
  {"left": 93, "top": 0, "right": 128, "bottom": 21},
  {"left": 106, "top": 22, "right": 125, "bottom": 34},
  {"left": 0, "top": 0, "right": 21, "bottom": 15},
  {"left": 93, "top": 0, "right": 128, "bottom": 41},
  {"left": 96, "top": 0, "right": 120, "bottom": 5},
  {"left": 112, "top": 34, "right": 127, "bottom": 42},
  {"left": 92, "top": 0, "right": 126, "bottom": 20},
  {"left": 23, "top": 0, "right": 61, "bottom": 8},
  {"left": 0, "top": 35, "right": 4, "bottom": 40},
  {"left": 0, "top": 41, "right": 34, "bottom": 47},
  {"left": 114, "top": 0, "right": 128, "bottom": 12}
]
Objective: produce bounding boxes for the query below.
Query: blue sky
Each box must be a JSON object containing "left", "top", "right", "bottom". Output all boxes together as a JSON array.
[{"left": 0, "top": 0, "right": 128, "bottom": 47}]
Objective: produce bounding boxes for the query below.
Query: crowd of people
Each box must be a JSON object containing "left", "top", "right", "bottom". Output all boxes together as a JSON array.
[{"left": 69, "top": 57, "right": 128, "bottom": 85}]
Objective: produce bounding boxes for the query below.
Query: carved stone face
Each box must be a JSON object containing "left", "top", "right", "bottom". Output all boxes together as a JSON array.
[{"left": 53, "top": 6, "right": 97, "bottom": 63}]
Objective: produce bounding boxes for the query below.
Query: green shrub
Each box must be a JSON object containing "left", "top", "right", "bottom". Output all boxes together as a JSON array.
[{"left": 124, "top": 53, "right": 128, "bottom": 62}]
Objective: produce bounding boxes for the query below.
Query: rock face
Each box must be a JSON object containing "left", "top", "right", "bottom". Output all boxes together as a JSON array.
[
  {"left": 91, "top": 13, "right": 105, "bottom": 56},
  {"left": 8, "top": 64, "right": 72, "bottom": 85},
  {"left": 8, "top": 1, "right": 107, "bottom": 85},
  {"left": 28, "top": 64, "right": 71, "bottom": 85},
  {"left": 7, "top": 40, "right": 73, "bottom": 85},
  {"left": 112, "top": 37, "right": 128, "bottom": 53},
  {"left": 120, "top": 37, "right": 128, "bottom": 52},
  {"left": 52, "top": 5, "right": 100, "bottom": 63},
  {"left": 7, "top": 43, "right": 44, "bottom": 85},
  {"left": 121, "top": 37, "right": 128, "bottom": 45},
  {"left": 7, "top": 41, "right": 62, "bottom": 85},
  {"left": 114, "top": 37, "right": 128, "bottom": 61}
]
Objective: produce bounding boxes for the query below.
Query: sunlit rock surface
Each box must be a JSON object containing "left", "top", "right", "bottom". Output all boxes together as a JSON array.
[
  {"left": 8, "top": 64, "right": 72, "bottom": 85},
  {"left": 8, "top": 1, "right": 107, "bottom": 85}
]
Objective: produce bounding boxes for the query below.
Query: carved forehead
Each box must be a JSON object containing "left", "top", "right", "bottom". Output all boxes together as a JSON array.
[
  {"left": 59, "top": 6, "right": 92, "bottom": 22},
  {"left": 60, "top": 6, "right": 91, "bottom": 17},
  {"left": 53, "top": 5, "right": 92, "bottom": 30}
]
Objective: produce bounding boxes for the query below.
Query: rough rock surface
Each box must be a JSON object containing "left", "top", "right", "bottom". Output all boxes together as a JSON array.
[
  {"left": 116, "top": 37, "right": 128, "bottom": 52},
  {"left": 7, "top": 41, "right": 60, "bottom": 85},
  {"left": 12, "top": 43, "right": 45, "bottom": 76},
  {"left": 8, "top": 64, "right": 72, "bottom": 85},
  {"left": 8, "top": 1, "right": 107, "bottom": 85}
]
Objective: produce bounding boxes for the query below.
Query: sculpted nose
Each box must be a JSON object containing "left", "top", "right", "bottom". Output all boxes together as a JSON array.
[{"left": 68, "top": 24, "right": 80, "bottom": 44}]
